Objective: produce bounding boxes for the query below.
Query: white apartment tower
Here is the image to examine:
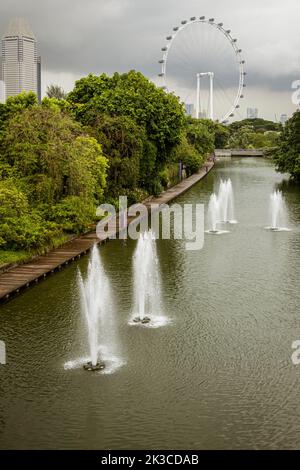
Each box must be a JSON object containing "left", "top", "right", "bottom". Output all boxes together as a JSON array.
[{"left": 1, "top": 18, "right": 41, "bottom": 102}]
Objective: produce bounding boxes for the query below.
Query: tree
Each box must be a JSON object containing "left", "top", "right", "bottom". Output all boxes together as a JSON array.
[
  {"left": 273, "top": 110, "right": 300, "bottom": 180},
  {"left": 0, "top": 105, "right": 108, "bottom": 239},
  {"left": 227, "top": 125, "right": 280, "bottom": 149},
  {"left": 226, "top": 125, "right": 255, "bottom": 149},
  {"left": 171, "top": 134, "right": 204, "bottom": 176},
  {"left": 46, "top": 84, "right": 67, "bottom": 100},
  {"left": 0, "top": 105, "right": 109, "bottom": 245},
  {"left": 185, "top": 118, "right": 215, "bottom": 156},
  {"left": 68, "top": 71, "right": 186, "bottom": 166},
  {"left": 213, "top": 122, "right": 230, "bottom": 148},
  {"left": 0, "top": 182, "right": 59, "bottom": 249},
  {"left": 0, "top": 92, "right": 37, "bottom": 133},
  {"left": 87, "top": 113, "right": 144, "bottom": 197},
  {"left": 41, "top": 96, "right": 73, "bottom": 114},
  {"left": 228, "top": 118, "right": 280, "bottom": 133},
  {"left": 3, "top": 106, "right": 108, "bottom": 205}
]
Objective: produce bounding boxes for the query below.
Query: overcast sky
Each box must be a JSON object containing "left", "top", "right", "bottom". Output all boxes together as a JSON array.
[{"left": 0, "top": 0, "right": 299, "bottom": 120}]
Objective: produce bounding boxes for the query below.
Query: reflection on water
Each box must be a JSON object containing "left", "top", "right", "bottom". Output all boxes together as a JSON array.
[{"left": 0, "top": 158, "right": 300, "bottom": 450}]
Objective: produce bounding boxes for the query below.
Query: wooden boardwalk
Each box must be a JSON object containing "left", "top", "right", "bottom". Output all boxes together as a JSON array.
[{"left": 0, "top": 161, "right": 214, "bottom": 302}]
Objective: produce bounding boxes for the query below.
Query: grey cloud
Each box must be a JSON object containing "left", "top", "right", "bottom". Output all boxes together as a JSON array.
[{"left": 0, "top": 0, "right": 299, "bottom": 117}]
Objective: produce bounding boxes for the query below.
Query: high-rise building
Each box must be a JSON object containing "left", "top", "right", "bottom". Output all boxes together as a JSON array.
[
  {"left": 0, "top": 56, "right": 4, "bottom": 103},
  {"left": 185, "top": 103, "right": 195, "bottom": 117},
  {"left": 1, "top": 17, "right": 41, "bottom": 102},
  {"left": 37, "top": 56, "right": 41, "bottom": 102},
  {"left": 198, "top": 111, "right": 207, "bottom": 119},
  {"left": 247, "top": 107, "right": 258, "bottom": 119},
  {"left": 279, "top": 114, "right": 288, "bottom": 125}
]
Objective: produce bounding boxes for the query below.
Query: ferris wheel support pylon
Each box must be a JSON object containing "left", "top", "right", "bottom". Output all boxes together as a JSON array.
[
  {"left": 196, "top": 74, "right": 200, "bottom": 119},
  {"left": 196, "top": 72, "right": 214, "bottom": 120},
  {"left": 209, "top": 73, "right": 214, "bottom": 121}
]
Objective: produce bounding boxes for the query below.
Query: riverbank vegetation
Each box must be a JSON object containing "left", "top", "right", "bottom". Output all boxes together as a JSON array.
[
  {"left": 274, "top": 110, "right": 300, "bottom": 181},
  {"left": 226, "top": 118, "right": 280, "bottom": 150},
  {"left": 0, "top": 71, "right": 224, "bottom": 264}
]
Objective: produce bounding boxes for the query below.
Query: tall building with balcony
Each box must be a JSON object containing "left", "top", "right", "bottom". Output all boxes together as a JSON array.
[{"left": 1, "top": 17, "right": 41, "bottom": 102}]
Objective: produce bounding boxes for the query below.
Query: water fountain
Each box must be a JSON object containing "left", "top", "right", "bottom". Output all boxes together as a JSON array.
[
  {"left": 266, "top": 190, "right": 290, "bottom": 232},
  {"left": 206, "top": 193, "right": 230, "bottom": 235},
  {"left": 218, "top": 179, "right": 237, "bottom": 224},
  {"left": 131, "top": 231, "right": 165, "bottom": 327},
  {"left": 207, "top": 193, "right": 220, "bottom": 234},
  {"left": 77, "top": 245, "right": 118, "bottom": 372}
]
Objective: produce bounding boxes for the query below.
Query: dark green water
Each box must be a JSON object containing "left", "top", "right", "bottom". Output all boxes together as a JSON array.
[{"left": 1, "top": 158, "right": 300, "bottom": 450}]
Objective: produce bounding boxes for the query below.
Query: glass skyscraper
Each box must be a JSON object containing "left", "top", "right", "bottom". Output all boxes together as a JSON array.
[{"left": 1, "top": 17, "right": 41, "bottom": 102}]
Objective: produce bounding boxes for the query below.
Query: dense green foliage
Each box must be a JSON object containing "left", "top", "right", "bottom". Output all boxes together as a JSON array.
[
  {"left": 228, "top": 118, "right": 280, "bottom": 133},
  {"left": 0, "top": 71, "right": 221, "bottom": 261},
  {"left": 0, "top": 96, "right": 108, "bottom": 254},
  {"left": 68, "top": 71, "right": 185, "bottom": 164},
  {"left": 171, "top": 118, "right": 227, "bottom": 176},
  {"left": 273, "top": 110, "right": 300, "bottom": 180},
  {"left": 67, "top": 71, "right": 220, "bottom": 198},
  {"left": 226, "top": 118, "right": 280, "bottom": 150}
]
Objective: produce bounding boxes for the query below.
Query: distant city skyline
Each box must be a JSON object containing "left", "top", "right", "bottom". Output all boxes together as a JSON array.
[{"left": 0, "top": 1, "right": 299, "bottom": 121}]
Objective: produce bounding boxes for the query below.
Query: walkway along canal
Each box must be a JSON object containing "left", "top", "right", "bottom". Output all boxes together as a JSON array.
[
  {"left": 0, "top": 160, "right": 214, "bottom": 302},
  {"left": 1, "top": 157, "right": 300, "bottom": 450}
]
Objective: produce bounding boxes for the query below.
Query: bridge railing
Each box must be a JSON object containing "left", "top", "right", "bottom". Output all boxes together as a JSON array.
[{"left": 215, "top": 149, "right": 264, "bottom": 157}]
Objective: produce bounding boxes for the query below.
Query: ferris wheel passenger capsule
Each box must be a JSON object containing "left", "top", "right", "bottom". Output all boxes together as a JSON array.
[
  {"left": 230, "top": 113, "right": 234, "bottom": 117},
  {"left": 158, "top": 60, "right": 164, "bottom": 64},
  {"left": 200, "top": 16, "right": 205, "bottom": 20},
  {"left": 209, "top": 18, "right": 215, "bottom": 22},
  {"left": 166, "top": 36, "right": 172, "bottom": 40},
  {"left": 161, "top": 47, "right": 167, "bottom": 51},
  {"left": 232, "top": 38, "right": 237, "bottom": 42},
  {"left": 218, "top": 23, "right": 223, "bottom": 27},
  {"left": 226, "top": 30, "right": 231, "bottom": 34},
  {"left": 173, "top": 26, "right": 179, "bottom": 31},
  {"left": 181, "top": 20, "right": 187, "bottom": 25},
  {"left": 190, "top": 17, "right": 196, "bottom": 21},
  {"left": 158, "top": 73, "right": 164, "bottom": 77}
]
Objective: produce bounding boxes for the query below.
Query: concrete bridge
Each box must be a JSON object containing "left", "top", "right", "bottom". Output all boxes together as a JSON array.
[{"left": 215, "top": 149, "right": 264, "bottom": 157}]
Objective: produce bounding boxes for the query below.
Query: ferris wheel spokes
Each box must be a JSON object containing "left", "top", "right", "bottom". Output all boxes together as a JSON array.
[{"left": 159, "top": 17, "right": 246, "bottom": 122}]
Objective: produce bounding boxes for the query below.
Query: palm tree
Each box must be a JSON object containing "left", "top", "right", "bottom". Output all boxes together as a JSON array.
[{"left": 46, "top": 84, "right": 67, "bottom": 100}]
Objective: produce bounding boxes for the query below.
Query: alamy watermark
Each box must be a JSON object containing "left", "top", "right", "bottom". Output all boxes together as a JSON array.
[
  {"left": 0, "top": 340, "right": 6, "bottom": 365},
  {"left": 291, "top": 80, "right": 300, "bottom": 105},
  {"left": 291, "top": 340, "right": 300, "bottom": 365},
  {"left": 96, "top": 196, "right": 205, "bottom": 251}
]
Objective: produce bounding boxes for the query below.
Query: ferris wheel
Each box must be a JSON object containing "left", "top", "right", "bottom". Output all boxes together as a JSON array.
[{"left": 158, "top": 16, "right": 246, "bottom": 123}]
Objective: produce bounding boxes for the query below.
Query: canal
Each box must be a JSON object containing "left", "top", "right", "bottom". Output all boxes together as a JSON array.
[{"left": 0, "top": 157, "right": 300, "bottom": 449}]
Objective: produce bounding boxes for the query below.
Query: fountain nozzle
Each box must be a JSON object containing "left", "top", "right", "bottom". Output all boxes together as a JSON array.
[{"left": 83, "top": 361, "right": 105, "bottom": 372}]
